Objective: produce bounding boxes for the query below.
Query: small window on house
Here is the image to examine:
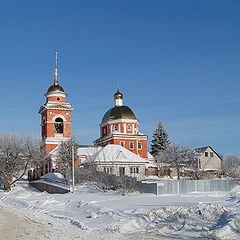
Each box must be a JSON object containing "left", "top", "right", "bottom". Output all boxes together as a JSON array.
[
  {"left": 55, "top": 118, "right": 63, "bottom": 134},
  {"left": 104, "top": 167, "right": 112, "bottom": 174},
  {"left": 127, "top": 125, "right": 131, "bottom": 131},
  {"left": 120, "top": 141, "right": 125, "bottom": 147},
  {"left": 129, "top": 142, "right": 134, "bottom": 149},
  {"left": 138, "top": 142, "right": 142, "bottom": 150},
  {"left": 130, "top": 167, "right": 139, "bottom": 174},
  {"left": 205, "top": 152, "right": 208, "bottom": 157},
  {"left": 103, "top": 128, "right": 106, "bottom": 134},
  {"left": 114, "top": 125, "right": 118, "bottom": 131},
  {"left": 210, "top": 152, "right": 214, "bottom": 157}
]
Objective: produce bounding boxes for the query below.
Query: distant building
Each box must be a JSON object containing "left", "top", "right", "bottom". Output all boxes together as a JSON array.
[{"left": 194, "top": 146, "right": 222, "bottom": 171}]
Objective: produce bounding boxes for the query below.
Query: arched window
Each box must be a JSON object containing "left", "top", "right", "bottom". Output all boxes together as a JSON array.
[{"left": 55, "top": 118, "right": 63, "bottom": 134}]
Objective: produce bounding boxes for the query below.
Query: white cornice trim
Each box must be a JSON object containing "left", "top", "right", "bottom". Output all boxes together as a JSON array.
[
  {"left": 45, "top": 91, "right": 67, "bottom": 98},
  {"left": 41, "top": 121, "right": 71, "bottom": 126},
  {"left": 94, "top": 134, "right": 147, "bottom": 144},
  {"left": 52, "top": 114, "right": 67, "bottom": 121},
  {"left": 100, "top": 119, "right": 138, "bottom": 127}
]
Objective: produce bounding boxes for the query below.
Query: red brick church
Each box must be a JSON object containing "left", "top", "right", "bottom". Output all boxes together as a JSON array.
[{"left": 39, "top": 54, "right": 151, "bottom": 175}]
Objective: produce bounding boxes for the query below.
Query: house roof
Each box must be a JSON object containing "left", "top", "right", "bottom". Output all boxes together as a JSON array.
[
  {"left": 77, "top": 146, "right": 102, "bottom": 157},
  {"left": 194, "top": 146, "right": 222, "bottom": 160},
  {"left": 194, "top": 146, "right": 209, "bottom": 154},
  {"left": 83, "top": 144, "right": 148, "bottom": 164}
]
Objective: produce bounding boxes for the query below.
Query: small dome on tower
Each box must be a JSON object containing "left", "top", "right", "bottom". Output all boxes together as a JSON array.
[
  {"left": 47, "top": 84, "right": 65, "bottom": 93},
  {"left": 114, "top": 90, "right": 123, "bottom": 99}
]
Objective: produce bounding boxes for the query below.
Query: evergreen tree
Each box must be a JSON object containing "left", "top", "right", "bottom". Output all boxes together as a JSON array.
[{"left": 150, "top": 120, "right": 170, "bottom": 157}]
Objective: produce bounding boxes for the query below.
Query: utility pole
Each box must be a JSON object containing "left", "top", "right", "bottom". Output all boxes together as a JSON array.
[{"left": 72, "top": 145, "right": 75, "bottom": 191}]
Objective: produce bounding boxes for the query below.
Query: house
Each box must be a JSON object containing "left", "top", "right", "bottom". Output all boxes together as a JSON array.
[
  {"left": 194, "top": 146, "right": 222, "bottom": 171},
  {"left": 82, "top": 144, "right": 148, "bottom": 180}
]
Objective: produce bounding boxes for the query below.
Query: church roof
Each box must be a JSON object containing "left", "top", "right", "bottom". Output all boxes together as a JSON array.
[{"left": 101, "top": 106, "right": 136, "bottom": 124}]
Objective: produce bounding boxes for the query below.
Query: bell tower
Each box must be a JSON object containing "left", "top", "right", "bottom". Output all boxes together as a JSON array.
[{"left": 39, "top": 52, "right": 73, "bottom": 156}]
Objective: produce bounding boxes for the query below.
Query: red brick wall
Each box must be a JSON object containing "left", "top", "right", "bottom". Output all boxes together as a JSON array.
[{"left": 47, "top": 96, "right": 66, "bottom": 102}]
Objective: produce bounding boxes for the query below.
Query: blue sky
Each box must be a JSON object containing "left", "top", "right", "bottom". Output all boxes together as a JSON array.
[{"left": 0, "top": 0, "right": 239, "bottom": 156}]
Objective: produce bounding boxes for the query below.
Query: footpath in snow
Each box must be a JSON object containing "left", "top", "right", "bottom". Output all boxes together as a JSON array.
[{"left": 0, "top": 179, "right": 240, "bottom": 240}]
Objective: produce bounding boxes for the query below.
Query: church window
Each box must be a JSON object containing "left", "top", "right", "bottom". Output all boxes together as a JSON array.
[
  {"left": 210, "top": 152, "right": 214, "bottom": 157},
  {"left": 205, "top": 152, "right": 208, "bottom": 157},
  {"left": 129, "top": 142, "right": 134, "bottom": 149},
  {"left": 120, "top": 141, "right": 124, "bottom": 147},
  {"left": 114, "top": 125, "right": 118, "bottom": 131},
  {"left": 55, "top": 118, "right": 63, "bottom": 134},
  {"left": 127, "top": 125, "right": 131, "bottom": 131},
  {"left": 104, "top": 128, "right": 106, "bottom": 134},
  {"left": 138, "top": 142, "right": 142, "bottom": 150},
  {"left": 57, "top": 97, "right": 60, "bottom": 101}
]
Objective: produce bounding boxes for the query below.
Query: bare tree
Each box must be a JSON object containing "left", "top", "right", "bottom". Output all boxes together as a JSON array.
[
  {"left": 155, "top": 143, "right": 196, "bottom": 180},
  {"left": 222, "top": 154, "right": 240, "bottom": 178},
  {"left": 57, "top": 136, "right": 78, "bottom": 181},
  {"left": 0, "top": 134, "right": 41, "bottom": 191}
]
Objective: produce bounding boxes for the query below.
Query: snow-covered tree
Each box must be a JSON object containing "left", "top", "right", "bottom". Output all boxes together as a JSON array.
[
  {"left": 155, "top": 143, "right": 195, "bottom": 180},
  {"left": 151, "top": 120, "right": 170, "bottom": 157},
  {"left": 0, "top": 134, "right": 41, "bottom": 191},
  {"left": 57, "top": 136, "right": 78, "bottom": 181},
  {"left": 222, "top": 154, "right": 240, "bottom": 178}
]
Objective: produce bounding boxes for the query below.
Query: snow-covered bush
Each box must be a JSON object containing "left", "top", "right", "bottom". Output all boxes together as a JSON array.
[{"left": 74, "top": 165, "right": 139, "bottom": 195}]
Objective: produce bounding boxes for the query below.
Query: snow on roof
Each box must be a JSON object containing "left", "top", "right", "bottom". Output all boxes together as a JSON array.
[
  {"left": 147, "top": 152, "right": 154, "bottom": 160},
  {"left": 194, "top": 146, "right": 222, "bottom": 160},
  {"left": 84, "top": 144, "right": 148, "bottom": 164},
  {"left": 49, "top": 146, "right": 59, "bottom": 155},
  {"left": 40, "top": 173, "right": 66, "bottom": 182},
  {"left": 77, "top": 146, "right": 102, "bottom": 157}
]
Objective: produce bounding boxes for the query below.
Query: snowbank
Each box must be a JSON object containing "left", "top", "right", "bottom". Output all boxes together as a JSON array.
[{"left": 0, "top": 180, "right": 240, "bottom": 239}]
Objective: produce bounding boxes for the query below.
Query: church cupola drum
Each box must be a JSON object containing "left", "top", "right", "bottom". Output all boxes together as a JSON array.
[{"left": 39, "top": 52, "right": 73, "bottom": 155}]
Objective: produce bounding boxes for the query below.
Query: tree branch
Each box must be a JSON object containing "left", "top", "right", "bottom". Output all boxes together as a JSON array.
[{"left": 10, "top": 161, "right": 29, "bottom": 186}]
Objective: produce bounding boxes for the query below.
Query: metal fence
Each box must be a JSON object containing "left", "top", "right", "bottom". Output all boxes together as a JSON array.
[{"left": 140, "top": 179, "right": 238, "bottom": 195}]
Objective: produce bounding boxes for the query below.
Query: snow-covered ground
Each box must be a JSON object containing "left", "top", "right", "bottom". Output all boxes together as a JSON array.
[{"left": 0, "top": 179, "right": 240, "bottom": 240}]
